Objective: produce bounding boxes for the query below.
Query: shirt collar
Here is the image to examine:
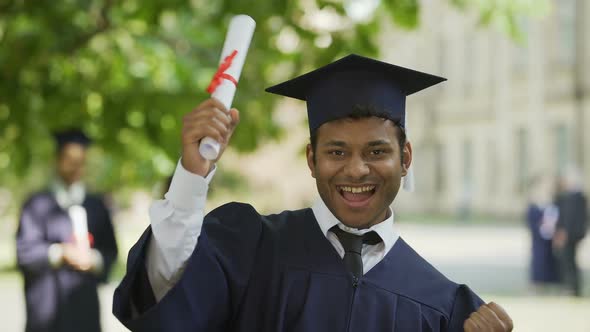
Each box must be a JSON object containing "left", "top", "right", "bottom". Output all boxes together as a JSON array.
[
  {"left": 311, "top": 198, "right": 398, "bottom": 251},
  {"left": 51, "top": 178, "right": 86, "bottom": 209}
]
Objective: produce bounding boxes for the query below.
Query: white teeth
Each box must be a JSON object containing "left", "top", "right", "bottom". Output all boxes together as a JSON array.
[{"left": 340, "top": 186, "right": 375, "bottom": 193}]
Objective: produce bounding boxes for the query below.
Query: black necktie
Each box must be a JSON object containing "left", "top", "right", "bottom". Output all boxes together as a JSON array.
[{"left": 331, "top": 226, "right": 382, "bottom": 279}]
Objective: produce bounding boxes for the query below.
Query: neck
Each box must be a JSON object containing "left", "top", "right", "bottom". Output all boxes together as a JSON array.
[
  {"left": 58, "top": 178, "right": 74, "bottom": 189},
  {"left": 340, "top": 208, "right": 391, "bottom": 230}
]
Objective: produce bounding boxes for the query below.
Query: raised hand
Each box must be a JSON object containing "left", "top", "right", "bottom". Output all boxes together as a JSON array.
[{"left": 181, "top": 98, "right": 240, "bottom": 176}]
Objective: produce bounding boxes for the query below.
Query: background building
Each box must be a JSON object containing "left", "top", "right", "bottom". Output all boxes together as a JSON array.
[{"left": 386, "top": 0, "right": 590, "bottom": 218}]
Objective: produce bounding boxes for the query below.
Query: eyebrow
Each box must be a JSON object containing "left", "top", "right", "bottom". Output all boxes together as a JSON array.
[
  {"left": 321, "top": 139, "right": 392, "bottom": 148},
  {"left": 321, "top": 140, "right": 347, "bottom": 147},
  {"left": 367, "top": 140, "right": 391, "bottom": 147}
]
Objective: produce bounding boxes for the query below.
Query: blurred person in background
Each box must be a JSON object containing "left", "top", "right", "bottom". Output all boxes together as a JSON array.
[
  {"left": 16, "top": 129, "right": 119, "bottom": 332},
  {"left": 553, "top": 166, "right": 587, "bottom": 297},
  {"left": 525, "top": 175, "right": 560, "bottom": 294}
]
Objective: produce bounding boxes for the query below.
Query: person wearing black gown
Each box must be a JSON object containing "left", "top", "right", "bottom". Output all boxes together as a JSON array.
[
  {"left": 113, "top": 55, "right": 512, "bottom": 331},
  {"left": 525, "top": 176, "right": 560, "bottom": 292},
  {"left": 553, "top": 167, "right": 587, "bottom": 297},
  {"left": 17, "top": 129, "right": 118, "bottom": 332}
]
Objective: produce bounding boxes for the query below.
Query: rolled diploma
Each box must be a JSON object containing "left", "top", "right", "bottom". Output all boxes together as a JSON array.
[
  {"left": 199, "top": 15, "right": 256, "bottom": 160},
  {"left": 68, "top": 205, "right": 90, "bottom": 249}
]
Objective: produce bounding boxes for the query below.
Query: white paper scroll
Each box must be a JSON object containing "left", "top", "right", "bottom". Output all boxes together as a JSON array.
[
  {"left": 199, "top": 15, "right": 256, "bottom": 160},
  {"left": 68, "top": 205, "right": 90, "bottom": 249}
]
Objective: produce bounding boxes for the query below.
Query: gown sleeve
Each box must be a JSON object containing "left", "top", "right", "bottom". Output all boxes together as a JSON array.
[
  {"left": 16, "top": 197, "right": 52, "bottom": 275},
  {"left": 113, "top": 203, "right": 263, "bottom": 332},
  {"left": 447, "top": 284, "right": 484, "bottom": 331}
]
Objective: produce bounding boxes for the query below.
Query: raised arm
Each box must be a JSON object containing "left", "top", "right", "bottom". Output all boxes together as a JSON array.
[
  {"left": 113, "top": 99, "right": 241, "bottom": 329},
  {"left": 147, "top": 98, "right": 240, "bottom": 299}
]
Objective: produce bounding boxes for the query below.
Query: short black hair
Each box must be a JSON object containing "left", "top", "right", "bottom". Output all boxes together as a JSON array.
[
  {"left": 309, "top": 104, "right": 407, "bottom": 164},
  {"left": 53, "top": 128, "right": 91, "bottom": 155}
]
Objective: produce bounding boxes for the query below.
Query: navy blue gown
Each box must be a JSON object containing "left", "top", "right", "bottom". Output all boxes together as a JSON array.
[
  {"left": 114, "top": 203, "right": 483, "bottom": 331},
  {"left": 17, "top": 191, "right": 119, "bottom": 332},
  {"left": 526, "top": 204, "right": 560, "bottom": 283}
]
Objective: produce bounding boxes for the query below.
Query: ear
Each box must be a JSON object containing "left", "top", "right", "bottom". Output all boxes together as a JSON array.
[
  {"left": 401, "top": 141, "right": 412, "bottom": 177},
  {"left": 306, "top": 144, "right": 316, "bottom": 178}
]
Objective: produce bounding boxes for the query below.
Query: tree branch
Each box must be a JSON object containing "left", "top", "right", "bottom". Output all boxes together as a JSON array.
[{"left": 65, "top": 0, "right": 113, "bottom": 54}]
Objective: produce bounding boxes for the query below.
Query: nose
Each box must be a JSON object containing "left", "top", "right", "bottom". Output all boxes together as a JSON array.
[{"left": 344, "top": 154, "right": 370, "bottom": 179}]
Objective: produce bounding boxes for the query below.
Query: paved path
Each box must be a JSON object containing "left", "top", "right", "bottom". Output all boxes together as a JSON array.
[
  {"left": 399, "top": 223, "right": 590, "bottom": 332},
  {"left": 2, "top": 223, "right": 589, "bottom": 331},
  {"left": 399, "top": 223, "right": 590, "bottom": 296}
]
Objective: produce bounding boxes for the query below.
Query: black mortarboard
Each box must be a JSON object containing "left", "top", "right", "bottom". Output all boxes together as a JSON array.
[
  {"left": 265, "top": 54, "right": 446, "bottom": 133},
  {"left": 53, "top": 128, "right": 92, "bottom": 150}
]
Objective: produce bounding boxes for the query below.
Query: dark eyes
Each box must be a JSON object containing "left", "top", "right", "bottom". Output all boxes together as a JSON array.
[
  {"left": 329, "top": 150, "right": 344, "bottom": 156},
  {"left": 327, "top": 149, "right": 388, "bottom": 157}
]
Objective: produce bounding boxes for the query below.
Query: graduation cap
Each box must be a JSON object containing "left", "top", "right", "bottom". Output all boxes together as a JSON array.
[
  {"left": 265, "top": 54, "right": 447, "bottom": 192},
  {"left": 265, "top": 54, "right": 446, "bottom": 133},
  {"left": 53, "top": 128, "right": 92, "bottom": 151}
]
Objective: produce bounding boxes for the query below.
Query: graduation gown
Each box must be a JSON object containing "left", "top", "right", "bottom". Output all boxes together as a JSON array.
[
  {"left": 555, "top": 191, "right": 588, "bottom": 241},
  {"left": 526, "top": 204, "right": 559, "bottom": 283},
  {"left": 114, "top": 202, "right": 483, "bottom": 331},
  {"left": 17, "top": 191, "right": 118, "bottom": 332}
]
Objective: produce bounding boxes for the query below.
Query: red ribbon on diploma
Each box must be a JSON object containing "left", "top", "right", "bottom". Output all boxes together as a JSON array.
[
  {"left": 207, "top": 50, "right": 239, "bottom": 94},
  {"left": 68, "top": 232, "right": 95, "bottom": 248}
]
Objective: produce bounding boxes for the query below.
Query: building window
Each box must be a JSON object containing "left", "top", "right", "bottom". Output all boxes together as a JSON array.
[
  {"left": 437, "top": 32, "right": 451, "bottom": 98},
  {"left": 555, "top": 124, "right": 570, "bottom": 172},
  {"left": 463, "top": 138, "right": 473, "bottom": 193},
  {"left": 459, "top": 138, "right": 474, "bottom": 220},
  {"left": 555, "top": 0, "right": 576, "bottom": 67},
  {"left": 435, "top": 143, "right": 445, "bottom": 194},
  {"left": 512, "top": 17, "right": 531, "bottom": 78},
  {"left": 464, "top": 32, "right": 475, "bottom": 98},
  {"left": 516, "top": 128, "right": 529, "bottom": 194},
  {"left": 488, "top": 139, "right": 497, "bottom": 195}
]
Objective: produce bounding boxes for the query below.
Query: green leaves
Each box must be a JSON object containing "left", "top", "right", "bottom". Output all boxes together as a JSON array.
[
  {"left": 462, "top": 0, "right": 551, "bottom": 42},
  {"left": 382, "top": 0, "right": 419, "bottom": 29},
  {"left": 0, "top": 0, "right": 546, "bottom": 199}
]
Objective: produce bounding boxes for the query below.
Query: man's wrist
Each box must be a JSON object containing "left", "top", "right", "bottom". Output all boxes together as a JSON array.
[{"left": 180, "top": 156, "right": 212, "bottom": 177}]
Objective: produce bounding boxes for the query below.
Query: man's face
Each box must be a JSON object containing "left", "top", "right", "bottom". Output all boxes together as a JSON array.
[
  {"left": 57, "top": 143, "right": 87, "bottom": 186},
  {"left": 307, "top": 117, "right": 411, "bottom": 229}
]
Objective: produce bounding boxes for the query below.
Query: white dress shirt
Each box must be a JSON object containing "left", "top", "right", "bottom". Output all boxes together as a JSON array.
[
  {"left": 312, "top": 199, "right": 399, "bottom": 274},
  {"left": 146, "top": 160, "right": 399, "bottom": 301}
]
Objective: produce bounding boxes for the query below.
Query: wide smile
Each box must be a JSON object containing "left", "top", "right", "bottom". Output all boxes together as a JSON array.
[{"left": 336, "top": 184, "right": 377, "bottom": 208}]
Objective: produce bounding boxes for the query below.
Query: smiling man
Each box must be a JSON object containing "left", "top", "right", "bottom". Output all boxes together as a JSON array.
[
  {"left": 309, "top": 114, "right": 406, "bottom": 229},
  {"left": 113, "top": 55, "right": 513, "bottom": 331}
]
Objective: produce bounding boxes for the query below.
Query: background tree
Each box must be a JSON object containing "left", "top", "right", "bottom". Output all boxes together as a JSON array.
[{"left": 0, "top": 0, "right": 546, "bottom": 199}]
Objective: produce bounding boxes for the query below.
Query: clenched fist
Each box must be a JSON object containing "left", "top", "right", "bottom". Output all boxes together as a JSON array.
[
  {"left": 181, "top": 98, "right": 240, "bottom": 176},
  {"left": 464, "top": 302, "right": 513, "bottom": 332}
]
